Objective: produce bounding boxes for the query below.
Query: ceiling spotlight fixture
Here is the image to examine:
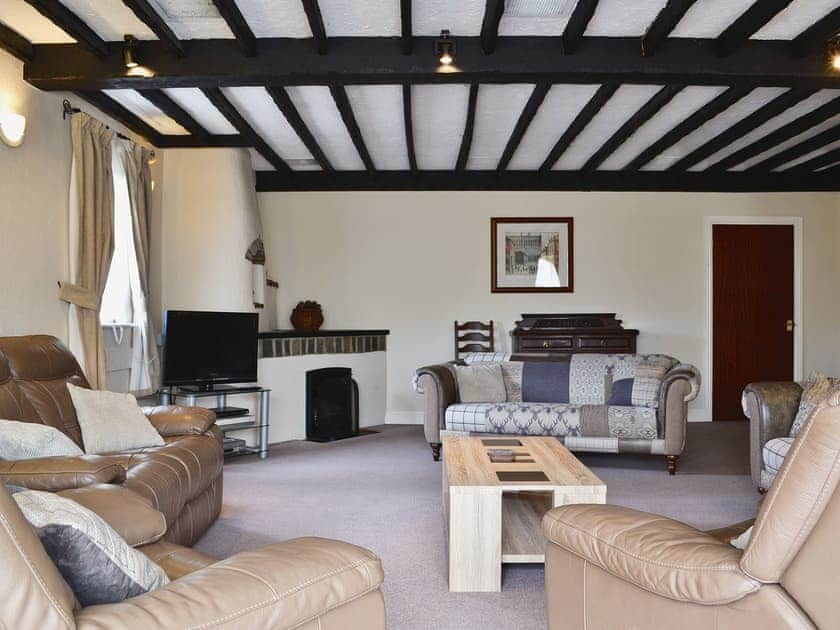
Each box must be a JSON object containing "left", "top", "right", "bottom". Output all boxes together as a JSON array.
[
  {"left": 123, "top": 35, "right": 139, "bottom": 69},
  {"left": 436, "top": 30, "right": 455, "bottom": 66},
  {"left": 829, "top": 34, "right": 840, "bottom": 72}
]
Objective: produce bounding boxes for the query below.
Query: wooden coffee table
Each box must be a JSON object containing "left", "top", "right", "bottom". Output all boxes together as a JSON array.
[{"left": 442, "top": 435, "right": 606, "bottom": 592}]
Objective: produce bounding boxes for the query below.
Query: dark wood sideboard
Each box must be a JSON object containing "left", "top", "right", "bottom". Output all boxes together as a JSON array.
[{"left": 511, "top": 313, "right": 639, "bottom": 354}]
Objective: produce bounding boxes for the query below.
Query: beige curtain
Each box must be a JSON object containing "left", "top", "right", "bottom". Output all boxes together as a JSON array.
[{"left": 59, "top": 114, "right": 114, "bottom": 389}]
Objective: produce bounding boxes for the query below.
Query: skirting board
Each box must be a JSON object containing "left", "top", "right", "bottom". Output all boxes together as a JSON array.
[{"left": 385, "top": 411, "right": 424, "bottom": 425}]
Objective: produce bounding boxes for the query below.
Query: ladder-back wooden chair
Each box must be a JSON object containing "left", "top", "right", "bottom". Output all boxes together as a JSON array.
[{"left": 454, "top": 321, "right": 494, "bottom": 360}]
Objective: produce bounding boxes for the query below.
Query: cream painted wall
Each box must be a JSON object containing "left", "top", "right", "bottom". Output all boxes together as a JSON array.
[{"left": 258, "top": 191, "right": 840, "bottom": 423}]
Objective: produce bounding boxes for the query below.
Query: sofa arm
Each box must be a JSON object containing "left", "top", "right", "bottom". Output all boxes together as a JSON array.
[
  {"left": 0, "top": 456, "right": 126, "bottom": 491},
  {"left": 659, "top": 364, "right": 700, "bottom": 456},
  {"left": 416, "top": 363, "right": 458, "bottom": 445},
  {"left": 142, "top": 405, "right": 216, "bottom": 437},
  {"left": 543, "top": 504, "right": 759, "bottom": 605},
  {"left": 75, "top": 537, "right": 385, "bottom": 630},
  {"left": 742, "top": 382, "right": 802, "bottom": 488}
]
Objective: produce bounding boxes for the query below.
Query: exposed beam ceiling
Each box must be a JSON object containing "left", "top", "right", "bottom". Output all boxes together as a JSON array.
[
  {"left": 747, "top": 123, "right": 840, "bottom": 172},
  {"left": 456, "top": 83, "right": 479, "bottom": 172},
  {"left": 562, "top": 0, "right": 599, "bottom": 54},
  {"left": 211, "top": 0, "right": 257, "bottom": 57},
  {"left": 24, "top": 38, "right": 840, "bottom": 91},
  {"left": 75, "top": 90, "right": 162, "bottom": 142},
  {"left": 266, "top": 85, "right": 333, "bottom": 172},
  {"left": 301, "top": 0, "right": 328, "bottom": 55},
  {"left": 716, "top": 0, "right": 795, "bottom": 57},
  {"left": 22, "top": 0, "right": 108, "bottom": 57},
  {"left": 791, "top": 7, "right": 840, "bottom": 58},
  {"left": 140, "top": 89, "right": 209, "bottom": 137},
  {"left": 480, "top": 0, "right": 504, "bottom": 55},
  {"left": 497, "top": 83, "right": 550, "bottom": 172},
  {"left": 787, "top": 146, "right": 840, "bottom": 173},
  {"left": 641, "top": 0, "right": 698, "bottom": 57},
  {"left": 0, "top": 21, "right": 33, "bottom": 61},
  {"left": 122, "top": 0, "right": 184, "bottom": 57},
  {"left": 400, "top": 0, "right": 412, "bottom": 55},
  {"left": 329, "top": 85, "right": 375, "bottom": 172},
  {"left": 402, "top": 84, "right": 417, "bottom": 172}
]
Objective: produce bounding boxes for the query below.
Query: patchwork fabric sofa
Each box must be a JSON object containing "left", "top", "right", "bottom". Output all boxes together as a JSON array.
[{"left": 416, "top": 352, "right": 700, "bottom": 474}]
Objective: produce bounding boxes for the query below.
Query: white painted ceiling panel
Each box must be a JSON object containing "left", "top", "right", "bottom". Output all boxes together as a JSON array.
[
  {"left": 753, "top": 0, "right": 840, "bottom": 39},
  {"left": 222, "top": 87, "right": 318, "bottom": 169},
  {"left": 103, "top": 89, "right": 188, "bottom": 134},
  {"left": 235, "top": 0, "right": 311, "bottom": 37},
  {"left": 695, "top": 90, "right": 840, "bottom": 169},
  {"left": 776, "top": 138, "right": 840, "bottom": 171},
  {"left": 499, "top": 16, "right": 568, "bottom": 36},
  {"left": 671, "top": 0, "right": 754, "bottom": 38},
  {"left": 61, "top": 0, "right": 155, "bottom": 40},
  {"left": 345, "top": 85, "right": 409, "bottom": 170},
  {"left": 414, "top": 0, "right": 483, "bottom": 35},
  {"left": 162, "top": 88, "right": 237, "bottom": 135},
  {"left": 285, "top": 86, "right": 365, "bottom": 170},
  {"left": 467, "top": 84, "right": 533, "bottom": 170},
  {"left": 643, "top": 87, "right": 788, "bottom": 170},
  {"left": 412, "top": 84, "right": 471, "bottom": 169},
  {"left": 585, "top": 0, "right": 667, "bottom": 36},
  {"left": 731, "top": 113, "right": 840, "bottom": 170},
  {"left": 553, "top": 84, "right": 661, "bottom": 170},
  {"left": 599, "top": 85, "right": 728, "bottom": 170},
  {"left": 509, "top": 84, "right": 600, "bottom": 170},
  {"left": 321, "top": 0, "right": 400, "bottom": 36},
  {"left": 816, "top": 160, "right": 840, "bottom": 171},
  {"left": 0, "top": 0, "right": 75, "bottom": 43},
  {"left": 248, "top": 148, "right": 274, "bottom": 171}
]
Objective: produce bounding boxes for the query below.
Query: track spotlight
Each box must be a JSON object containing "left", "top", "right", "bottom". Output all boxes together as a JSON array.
[{"left": 436, "top": 30, "right": 455, "bottom": 66}]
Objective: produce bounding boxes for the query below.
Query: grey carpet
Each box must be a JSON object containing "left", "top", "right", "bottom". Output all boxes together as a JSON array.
[{"left": 195, "top": 423, "right": 759, "bottom": 630}]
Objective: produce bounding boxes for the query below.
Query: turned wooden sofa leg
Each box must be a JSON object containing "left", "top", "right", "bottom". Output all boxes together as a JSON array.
[
  {"left": 666, "top": 455, "right": 678, "bottom": 475},
  {"left": 430, "top": 443, "right": 442, "bottom": 462}
]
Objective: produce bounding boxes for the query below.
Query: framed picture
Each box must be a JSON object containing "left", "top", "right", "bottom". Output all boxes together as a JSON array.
[{"left": 491, "top": 217, "right": 574, "bottom": 293}]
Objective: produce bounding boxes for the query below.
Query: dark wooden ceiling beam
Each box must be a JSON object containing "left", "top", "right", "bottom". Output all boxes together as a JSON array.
[
  {"left": 583, "top": 85, "right": 683, "bottom": 171},
  {"left": 211, "top": 0, "right": 257, "bottom": 57},
  {"left": 539, "top": 83, "right": 618, "bottom": 172},
  {"left": 625, "top": 85, "right": 752, "bottom": 171},
  {"left": 155, "top": 134, "right": 251, "bottom": 148},
  {"left": 480, "top": 0, "right": 505, "bottom": 54},
  {"left": 747, "top": 123, "right": 840, "bottom": 172},
  {"left": 266, "top": 85, "right": 333, "bottom": 172},
  {"left": 301, "top": 0, "right": 328, "bottom": 55},
  {"left": 641, "top": 0, "right": 697, "bottom": 56},
  {"left": 202, "top": 87, "right": 292, "bottom": 174},
  {"left": 25, "top": 38, "right": 840, "bottom": 90},
  {"left": 668, "top": 87, "right": 817, "bottom": 170},
  {"left": 791, "top": 8, "right": 840, "bottom": 57},
  {"left": 329, "top": 85, "right": 374, "bottom": 172},
  {"left": 716, "top": 0, "right": 794, "bottom": 57},
  {"left": 785, "top": 146, "right": 840, "bottom": 173},
  {"left": 400, "top": 0, "right": 412, "bottom": 54},
  {"left": 0, "top": 21, "right": 33, "bottom": 61},
  {"left": 403, "top": 84, "right": 417, "bottom": 172},
  {"left": 255, "top": 170, "right": 838, "bottom": 192},
  {"left": 23, "top": 0, "right": 108, "bottom": 57},
  {"left": 708, "top": 95, "right": 840, "bottom": 171},
  {"left": 562, "top": 0, "right": 599, "bottom": 54},
  {"left": 122, "top": 0, "right": 184, "bottom": 57},
  {"left": 456, "top": 83, "right": 480, "bottom": 172},
  {"left": 74, "top": 91, "right": 162, "bottom": 143},
  {"left": 497, "top": 83, "right": 551, "bottom": 172},
  {"left": 140, "top": 89, "right": 209, "bottom": 137}
]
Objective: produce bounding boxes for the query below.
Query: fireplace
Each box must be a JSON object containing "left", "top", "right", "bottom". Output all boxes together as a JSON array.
[{"left": 306, "top": 367, "right": 359, "bottom": 442}]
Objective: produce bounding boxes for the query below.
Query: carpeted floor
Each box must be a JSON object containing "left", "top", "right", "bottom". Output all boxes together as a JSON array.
[{"left": 195, "top": 422, "right": 759, "bottom": 630}]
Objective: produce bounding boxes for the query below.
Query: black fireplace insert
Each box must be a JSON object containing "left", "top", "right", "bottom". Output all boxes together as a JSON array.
[{"left": 306, "top": 367, "right": 360, "bottom": 442}]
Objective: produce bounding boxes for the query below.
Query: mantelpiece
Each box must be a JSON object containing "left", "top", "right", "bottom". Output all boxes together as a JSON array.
[{"left": 259, "top": 329, "right": 389, "bottom": 358}]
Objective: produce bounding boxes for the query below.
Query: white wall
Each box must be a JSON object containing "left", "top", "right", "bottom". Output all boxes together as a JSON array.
[{"left": 258, "top": 191, "right": 840, "bottom": 423}]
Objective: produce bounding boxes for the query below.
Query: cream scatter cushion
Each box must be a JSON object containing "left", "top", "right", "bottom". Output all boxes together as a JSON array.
[
  {"left": 789, "top": 371, "right": 836, "bottom": 437},
  {"left": 455, "top": 364, "right": 507, "bottom": 403},
  {"left": 0, "top": 420, "right": 83, "bottom": 460},
  {"left": 67, "top": 383, "right": 164, "bottom": 454}
]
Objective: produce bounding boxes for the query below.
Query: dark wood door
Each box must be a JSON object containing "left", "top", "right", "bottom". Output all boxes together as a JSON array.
[{"left": 713, "top": 224, "right": 794, "bottom": 421}]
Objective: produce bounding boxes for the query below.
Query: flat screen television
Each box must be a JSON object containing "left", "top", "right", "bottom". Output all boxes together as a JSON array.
[{"left": 163, "top": 310, "right": 258, "bottom": 391}]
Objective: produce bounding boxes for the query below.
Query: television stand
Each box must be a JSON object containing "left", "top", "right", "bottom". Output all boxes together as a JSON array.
[{"left": 159, "top": 386, "right": 271, "bottom": 460}]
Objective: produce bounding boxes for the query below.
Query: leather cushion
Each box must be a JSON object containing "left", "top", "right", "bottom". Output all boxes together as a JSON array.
[
  {"left": 140, "top": 540, "right": 217, "bottom": 580},
  {"left": 143, "top": 406, "right": 216, "bottom": 437}
]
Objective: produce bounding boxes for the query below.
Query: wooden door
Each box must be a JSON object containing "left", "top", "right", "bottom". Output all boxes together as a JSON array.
[{"left": 713, "top": 224, "right": 794, "bottom": 421}]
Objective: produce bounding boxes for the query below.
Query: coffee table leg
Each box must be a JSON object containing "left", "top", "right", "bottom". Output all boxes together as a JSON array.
[{"left": 449, "top": 487, "right": 502, "bottom": 592}]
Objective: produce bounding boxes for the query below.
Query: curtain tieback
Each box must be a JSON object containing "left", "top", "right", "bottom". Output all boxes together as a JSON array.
[{"left": 58, "top": 281, "right": 99, "bottom": 311}]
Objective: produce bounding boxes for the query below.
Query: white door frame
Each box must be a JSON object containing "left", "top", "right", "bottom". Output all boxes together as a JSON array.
[{"left": 704, "top": 216, "right": 803, "bottom": 420}]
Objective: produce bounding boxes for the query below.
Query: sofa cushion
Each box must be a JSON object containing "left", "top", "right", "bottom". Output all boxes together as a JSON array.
[
  {"left": 487, "top": 402, "right": 581, "bottom": 436},
  {"left": 607, "top": 378, "right": 634, "bottom": 405},
  {"left": 763, "top": 437, "right": 794, "bottom": 475},
  {"left": 454, "top": 364, "right": 506, "bottom": 403},
  {"left": 9, "top": 485, "right": 169, "bottom": 606},
  {"left": 0, "top": 419, "right": 83, "bottom": 460},
  {"left": 444, "top": 403, "right": 496, "bottom": 432},
  {"left": 789, "top": 371, "right": 835, "bottom": 437},
  {"left": 522, "top": 361, "right": 571, "bottom": 403},
  {"left": 607, "top": 406, "right": 658, "bottom": 439}
]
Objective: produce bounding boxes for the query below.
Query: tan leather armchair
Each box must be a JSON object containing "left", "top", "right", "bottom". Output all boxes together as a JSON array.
[
  {"left": 0, "top": 484, "right": 386, "bottom": 629},
  {"left": 543, "top": 389, "right": 840, "bottom": 629}
]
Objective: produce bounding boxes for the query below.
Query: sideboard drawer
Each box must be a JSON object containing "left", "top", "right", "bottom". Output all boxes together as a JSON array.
[
  {"left": 519, "top": 337, "right": 574, "bottom": 350},
  {"left": 577, "top": 337, "right": 633, "bottom": 350}
]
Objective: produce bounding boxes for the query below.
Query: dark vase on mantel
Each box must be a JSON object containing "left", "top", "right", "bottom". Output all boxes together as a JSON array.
[{"left": 290, "top": 301, "right": 324, "bottom": 332}]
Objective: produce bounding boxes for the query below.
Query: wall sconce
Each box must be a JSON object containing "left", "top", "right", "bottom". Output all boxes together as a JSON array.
[
  {"left": 0, "top": 111, "right": 26, "bottom": 147},
  {"left": 829, "top": 35, "right": 840, "bottom": 71},
  {"left": 124, "top": 35, "right": 139, "bottom": 69},
  {"left": 436, "top": 30, "right": 456, "bottom": 66}
]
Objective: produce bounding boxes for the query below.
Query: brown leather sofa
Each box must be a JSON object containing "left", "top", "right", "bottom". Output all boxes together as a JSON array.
[
  {"left": 541, "top": 387, "right": 840, "bottom": 629},
  {"left": 0, "top": 335, "right": 222, "bottom": 546}
]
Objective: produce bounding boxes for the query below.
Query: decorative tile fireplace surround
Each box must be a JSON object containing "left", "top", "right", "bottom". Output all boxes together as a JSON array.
[{"left": 255, "top": 329, "right": 389, "bottom": 445}]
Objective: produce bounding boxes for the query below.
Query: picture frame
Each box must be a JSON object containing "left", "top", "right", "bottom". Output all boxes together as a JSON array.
[{"left": 490, "top": 217, "right": 574, "bottom": 293}]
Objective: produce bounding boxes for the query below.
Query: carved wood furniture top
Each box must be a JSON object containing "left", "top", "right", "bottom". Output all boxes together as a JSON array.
[{"left": 512, "top": 312, "right": 639, "bottom": 354}]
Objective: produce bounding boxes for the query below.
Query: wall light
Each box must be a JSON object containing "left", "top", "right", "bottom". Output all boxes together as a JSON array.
[
  {"left": 0, "top": 111, "right": 26, "bottom": 147},
  {"left": 124, "top": 35, "right": 139, "bottom": 69},
  {"left": 829, "top": 35, "right": 840, "bottom": 72},
  {"left": 436, "top": 30, "right": 456, "bottom": 66}
]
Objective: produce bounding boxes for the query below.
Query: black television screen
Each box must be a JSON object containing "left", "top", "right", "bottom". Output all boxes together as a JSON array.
[{"left": 163, "top": 310, "right": 258, "bottom": 389}]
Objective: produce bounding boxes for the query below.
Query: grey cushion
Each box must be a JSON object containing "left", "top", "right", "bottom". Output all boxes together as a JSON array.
[
  {"left": 455, "top": 364, "right": 507, "bottom": 403},
  {"left": 9, "top": 485, "right": 169, "bottom": 606},
  {"left": 0, "top": 420, "right": 83, "bottom": 460}
]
